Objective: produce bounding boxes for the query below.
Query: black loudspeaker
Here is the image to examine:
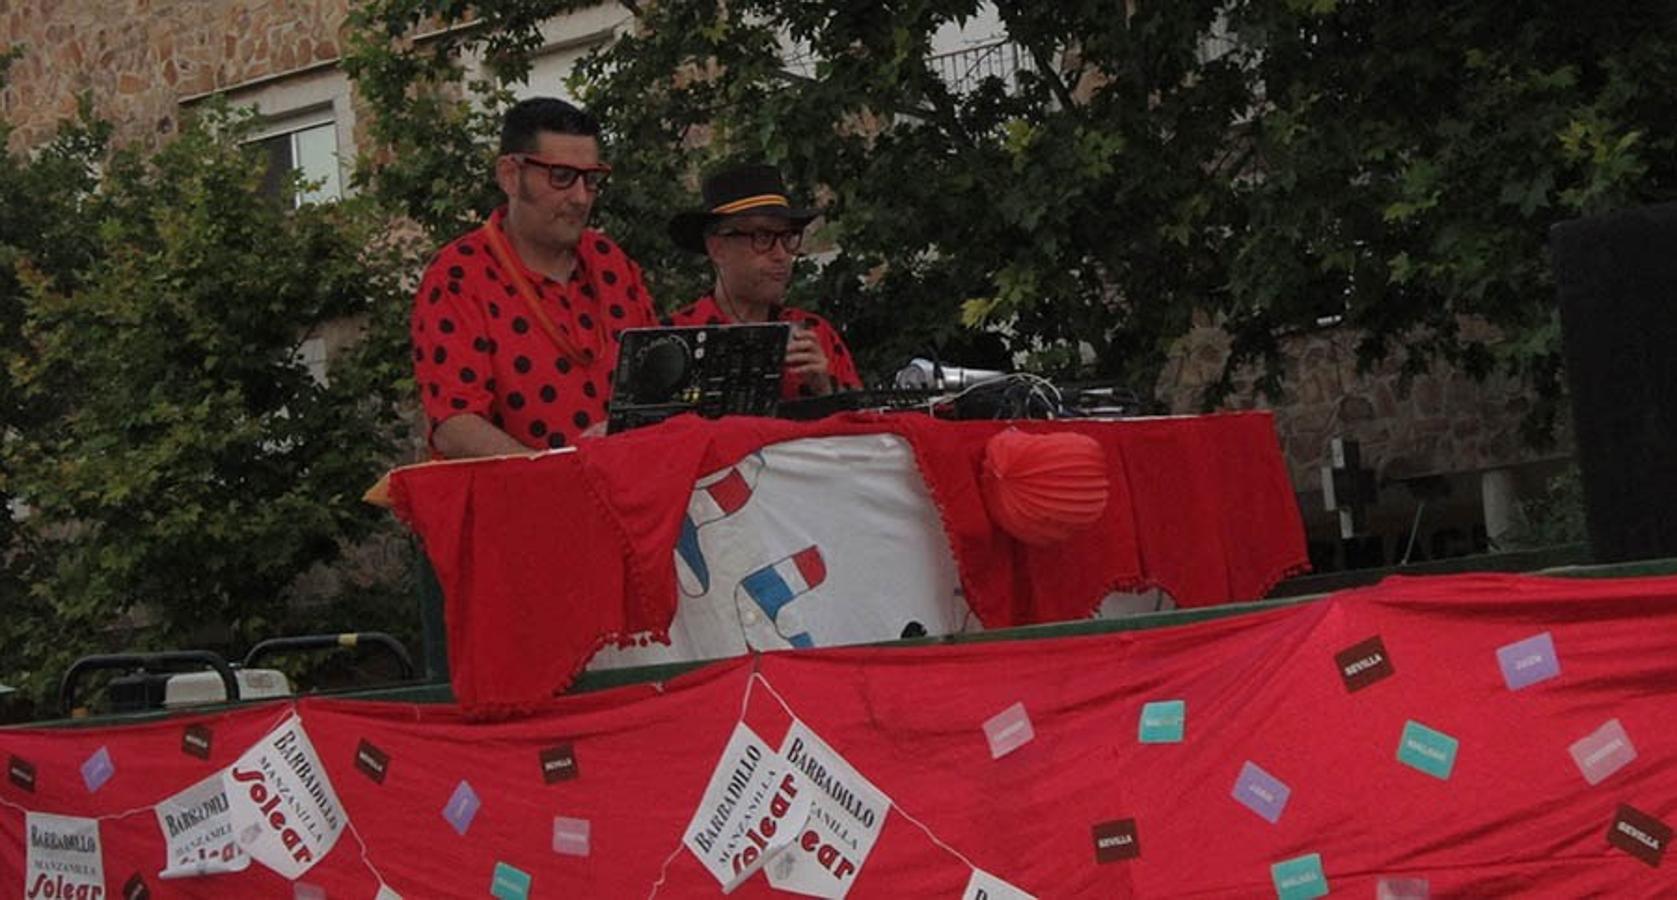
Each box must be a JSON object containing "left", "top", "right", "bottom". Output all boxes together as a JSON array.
[{"left": 1551, "top": 201, "right": 1677, "bottom": 563}]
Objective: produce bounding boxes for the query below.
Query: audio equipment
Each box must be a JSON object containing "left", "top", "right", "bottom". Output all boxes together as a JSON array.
[
  {"left": 1552, "top": 201, "right": 1677, "bottom": 562},
  {"left": 606, "top": 323, "right": 790, "bottom": 433}
]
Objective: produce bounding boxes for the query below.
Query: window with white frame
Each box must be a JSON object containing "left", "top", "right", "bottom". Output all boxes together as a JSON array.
[
  {"left": 183, "top": 62, "right": 355, "bottom": 208},
  {"left": 515, "top": 37, "right": 610, "bottom": 105},
  {"left": 485, "top": 4, "right": 627, "bottom": 106},
  {"left": 254, "top": 110, "right": 342, "bottom": 206}
]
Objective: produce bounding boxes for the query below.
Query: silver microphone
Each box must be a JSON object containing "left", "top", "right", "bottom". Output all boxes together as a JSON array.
[{"left": 893, "top": 358, "right": 1007, "bottom": 390}]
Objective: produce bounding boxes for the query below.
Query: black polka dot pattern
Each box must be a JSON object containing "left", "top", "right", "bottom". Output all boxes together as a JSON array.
[{"left": 413, "top": 221, "right": 658, "bottom": 449}]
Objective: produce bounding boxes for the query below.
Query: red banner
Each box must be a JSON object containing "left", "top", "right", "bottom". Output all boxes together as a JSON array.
[
  {"left": 390, "top": 412, "right": 1308, "bottom": 712},
  {"left": 4, "top": 573, "right": 1675, "bottom": 896}
]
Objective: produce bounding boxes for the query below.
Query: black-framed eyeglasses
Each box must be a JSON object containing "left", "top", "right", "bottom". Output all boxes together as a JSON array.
[
  {"left": 712, "top": 228, "right": 804, "bottom": 254},
  {"left": 509, "top": 154, "right": 612, "bottom": 192}
]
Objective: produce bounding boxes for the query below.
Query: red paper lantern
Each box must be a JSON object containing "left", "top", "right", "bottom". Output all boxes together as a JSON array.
[{"left": 980, "top": 429, "right": 1111, "bottom": 545}]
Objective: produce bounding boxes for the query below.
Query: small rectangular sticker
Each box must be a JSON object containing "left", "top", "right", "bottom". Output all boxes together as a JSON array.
[
  {"left": 1137, "top": 701, "right": 1186, "bottom": 744},
  {"left": 1375, "top": 876, "right": 1430, "bottom": 899},
  {"left": 1271, "top": 853, "right": 1328, "bottom": 900},
  {"left": 442, "top": 781, "right": 481, "bottom": 836},
  {"left": 1396, "top": 721, "right": 1458, "bottom": 780},
  {"left": 1496, "top": 632, "right": 1560, "bottom": 690},
  {"left": 8, "top": 755, "right": 36, "bottom": 793},
  {"left": 540, "top": 743, "right": 579, "bottom": 784},
  {"left": 1232, "top": 762, "right": 1290, "bottom": 824},
  {"left": 181, "top": 725, "right": 213, "bottom": 761},
  {"left": 1607, "top": 804, "right": 1669, "bottom": 867},
  {"left": 81, "top": 747, "right": 114, "bottom": 794},
  {"left": 1091, "top": 819, "right": 1140, "bottom": 863},
  {"left": 552, "top": 816, "right": 590, "bottom": 857},
  {"left": 355, "top": 739, "right": 391, "bottom": 785},
  {"left": 984, "top": 702, "right": 1035, "bottom": 759},
  {"left": 1569, "top": 719, "right": 1636, "bottom": 786},
  {"left": 490, "top": 861, "right": 532, "bottom": 900},
  {"left": 1335, "top": 636, "right": 1395, "bottom": 692}
]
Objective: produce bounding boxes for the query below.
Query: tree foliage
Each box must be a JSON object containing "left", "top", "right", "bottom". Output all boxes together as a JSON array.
[
  {"left": 0, "top": 81, "right": 418, "bottom": 704},
  {"left": 344, "top": 0, "right": 1677, "bottom": 440}
]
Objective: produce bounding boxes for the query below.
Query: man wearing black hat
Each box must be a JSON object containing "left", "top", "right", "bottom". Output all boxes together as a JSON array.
[{"left": 667, "top": 164, "right": 862, "bottom": 398}]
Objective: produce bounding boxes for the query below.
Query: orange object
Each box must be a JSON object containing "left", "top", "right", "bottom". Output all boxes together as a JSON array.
[{"left": 980, "top": 429, "right": 1111, "bottom": 545}]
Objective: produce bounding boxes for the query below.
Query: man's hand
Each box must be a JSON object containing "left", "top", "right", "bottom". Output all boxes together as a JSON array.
[{"left": 784, "top": 327, "right": 834, "bottom": 395}]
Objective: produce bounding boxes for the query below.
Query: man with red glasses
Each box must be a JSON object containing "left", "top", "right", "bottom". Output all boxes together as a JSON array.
[
  {"left": 666, "top": 164, "right": 862, "bottom": 398},
  {"left": 411, "top": 97, "right": 658, "bottom": 457}
]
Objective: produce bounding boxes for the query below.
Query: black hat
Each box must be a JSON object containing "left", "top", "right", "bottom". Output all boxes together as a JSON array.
[{"left": 668, "top": 163, "right": 819, "bottom": 254}]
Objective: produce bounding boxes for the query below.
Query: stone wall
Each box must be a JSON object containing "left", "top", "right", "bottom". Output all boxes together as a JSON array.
[
  {"left": 1158, "top": 320, "right": 1564, "bottom": 493},
  {"left": 2, "top": 0, "right": 351, "bottom": 152}
]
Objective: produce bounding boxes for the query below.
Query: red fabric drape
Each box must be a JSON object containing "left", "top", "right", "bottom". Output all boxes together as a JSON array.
[
  {"left": 389, "top": 412, "right": 1308, "bottom": 712},
  {"left": 3, "top": 574, "right": 1675, "bottom": 896}
]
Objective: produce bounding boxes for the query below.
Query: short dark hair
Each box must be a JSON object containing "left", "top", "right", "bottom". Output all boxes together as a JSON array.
[{"left": 499, "top": 97, "right": 600, "bottom": 154}]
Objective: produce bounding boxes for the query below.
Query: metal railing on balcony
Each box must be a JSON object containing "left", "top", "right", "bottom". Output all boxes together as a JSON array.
[{"left": 927, "top": 39, "right": 1037, "bottom": 95}]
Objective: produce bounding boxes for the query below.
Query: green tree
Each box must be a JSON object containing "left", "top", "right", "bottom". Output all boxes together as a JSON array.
[
  {"left": 1, "top": 95, "right": 418, "bottom": 706},
  {"left": 1, "top": 54, "right": 112, "bottom": 696},
  {"left": 344, "top": 0, "right": 1677, "bottom": 438}
]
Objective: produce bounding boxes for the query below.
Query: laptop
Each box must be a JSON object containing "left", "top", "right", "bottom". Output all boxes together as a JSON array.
[{"left": 606, "top": 323, "right": 790, "bottom": 433}]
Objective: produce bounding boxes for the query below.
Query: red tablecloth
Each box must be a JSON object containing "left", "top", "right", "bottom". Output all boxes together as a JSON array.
[{"left": 390, "top": 412, "right": 1308, "bottom": 713}]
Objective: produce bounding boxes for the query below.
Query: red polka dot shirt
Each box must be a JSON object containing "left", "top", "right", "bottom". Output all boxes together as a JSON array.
[
  {"left": 412, "top": 207, "right": 658, "bottom": 452},
  {"left": 666, "top": 295, "right": 863, "bottom": 399}
]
